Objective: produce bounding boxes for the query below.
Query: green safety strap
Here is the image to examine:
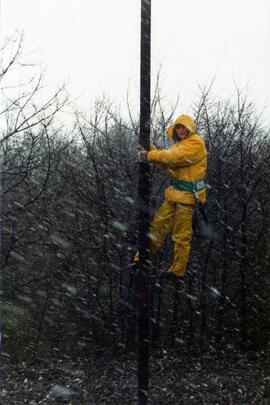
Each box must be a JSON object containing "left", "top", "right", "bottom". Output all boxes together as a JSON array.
[{"left": 172, "top": 177, "right": 205, "bottom": 193}]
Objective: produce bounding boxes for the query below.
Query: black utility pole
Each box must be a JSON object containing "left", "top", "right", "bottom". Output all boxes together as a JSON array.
[{"left": 137, "top": 0, "right": 151, "bottom": 404}]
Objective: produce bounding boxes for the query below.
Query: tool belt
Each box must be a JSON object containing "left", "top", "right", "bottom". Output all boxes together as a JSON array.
[{"left": 172, "top": 177, "right": 205, "bottom": 193}]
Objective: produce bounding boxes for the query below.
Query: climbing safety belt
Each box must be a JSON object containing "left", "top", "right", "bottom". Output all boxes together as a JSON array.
[
  {"left": 172, "top": 177, "right": 209, "bottom": 223},
  {"left": 171, "top": 177, "right": 205, "bottom": 193}
]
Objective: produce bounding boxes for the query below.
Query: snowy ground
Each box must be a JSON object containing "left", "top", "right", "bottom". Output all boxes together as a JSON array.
[{"left": 1, "top": 349, "right": 269, "bottom": 404}]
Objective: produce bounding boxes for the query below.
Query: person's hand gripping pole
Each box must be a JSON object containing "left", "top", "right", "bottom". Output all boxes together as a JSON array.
[{"left": 137, "top": 144, "right": 148, "bottom": 162}]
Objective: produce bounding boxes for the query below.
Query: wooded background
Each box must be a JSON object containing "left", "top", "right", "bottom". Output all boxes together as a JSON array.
[{"left": 2, "top": 36, "right": 270, "bottom": 365}]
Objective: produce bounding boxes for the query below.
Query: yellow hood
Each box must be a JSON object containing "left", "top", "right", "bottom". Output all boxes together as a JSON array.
[{"left": 166, "top": 114, "right": 197, "bottom": 139}]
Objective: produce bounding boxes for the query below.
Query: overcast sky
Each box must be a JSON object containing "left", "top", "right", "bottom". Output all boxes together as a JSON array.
[{"left": 2, "top": 0, "right": 270, "bottom": 124}]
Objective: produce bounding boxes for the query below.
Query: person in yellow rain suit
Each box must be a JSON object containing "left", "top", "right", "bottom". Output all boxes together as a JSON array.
[{"left": 134, "top": 114, "right": 207, "bottom": 278}]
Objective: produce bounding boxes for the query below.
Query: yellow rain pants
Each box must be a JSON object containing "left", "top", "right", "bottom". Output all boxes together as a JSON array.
[{"left": 134, "top": 200, "right": 194, "bottom": 277}]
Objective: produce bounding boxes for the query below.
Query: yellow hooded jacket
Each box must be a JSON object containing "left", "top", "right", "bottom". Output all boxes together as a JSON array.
[{"left": 147, "top": 114, "right": 207, "bottom": 205}]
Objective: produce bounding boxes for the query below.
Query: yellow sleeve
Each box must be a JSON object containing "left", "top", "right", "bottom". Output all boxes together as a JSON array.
[
  {"left": 150, "top": 143, "right": 157, "bottom": 151},
  {"left": 147, "top": 136, "right": 206, "bottom": 168},
  {"left": 147, "top": 143, "right": 169, "bottom": 169}
]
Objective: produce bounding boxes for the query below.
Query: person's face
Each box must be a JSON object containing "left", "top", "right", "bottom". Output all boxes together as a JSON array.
[{"left": 173, "top": 124, "right": 189, "bottom": 141}]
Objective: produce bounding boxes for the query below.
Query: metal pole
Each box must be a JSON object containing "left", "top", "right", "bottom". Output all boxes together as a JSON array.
[{"left": 138, "top": 0, "right": 151, "bottom": 404}]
